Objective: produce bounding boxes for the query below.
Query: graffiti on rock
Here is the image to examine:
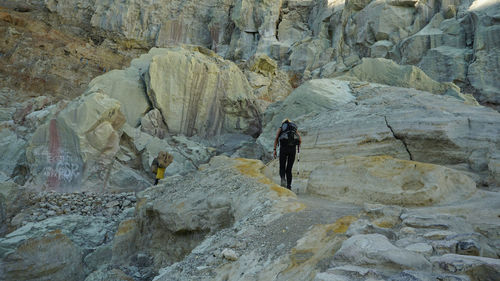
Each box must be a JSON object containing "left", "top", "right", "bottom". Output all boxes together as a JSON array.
[{"left": 42, "top": 152, "right": 82, "bottom": 183}]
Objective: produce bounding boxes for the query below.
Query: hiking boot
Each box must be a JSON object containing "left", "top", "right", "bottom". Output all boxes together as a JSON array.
[{"left": 280, "top": 178, "right": 286, "bottom": 187}]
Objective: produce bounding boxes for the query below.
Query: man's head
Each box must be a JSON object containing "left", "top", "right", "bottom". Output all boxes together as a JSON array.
[{"left": 282, "top": 118, "right": 291, "bottom": 124}]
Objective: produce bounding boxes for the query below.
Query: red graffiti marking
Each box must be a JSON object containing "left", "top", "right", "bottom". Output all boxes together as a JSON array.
[{"left": 47, "top": 119, "right": 60, "bottom": 189}]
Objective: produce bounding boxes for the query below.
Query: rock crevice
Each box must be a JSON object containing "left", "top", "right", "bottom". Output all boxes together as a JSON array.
[{"left": 384, "top": 115, "right": 413, "bottom": 161}]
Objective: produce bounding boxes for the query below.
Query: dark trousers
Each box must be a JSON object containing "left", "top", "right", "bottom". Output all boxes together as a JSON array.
[{"left": 279, "top": 145, "right": 296, "bottom": 189}]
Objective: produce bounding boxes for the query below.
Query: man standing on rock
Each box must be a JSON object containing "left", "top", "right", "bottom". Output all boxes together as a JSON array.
[
  {"left": 151, "top": 151, "right": 174, "bottom": 185},
  {"left": 273, "top": 118, "right": 301, "bottom": 190}
]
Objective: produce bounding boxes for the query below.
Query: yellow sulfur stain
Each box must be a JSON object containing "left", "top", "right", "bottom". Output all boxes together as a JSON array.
[
  {"left": 234, "top": 158, "right": 305, "bottom": 212},
  {"left": 327, "top": 215, "right": 358, "bottom": 234},
  {"left": 374, "top": 220, "right": 395, "bottom": 228},
  {"left": 284, "top": 216, "right": 358, "bottom": 274},
  {"left": 115, "top": 219, "right": 137, "bottom": 236},
  {"left": 234, "top": 158, "right": 296, "bottom": 199}
]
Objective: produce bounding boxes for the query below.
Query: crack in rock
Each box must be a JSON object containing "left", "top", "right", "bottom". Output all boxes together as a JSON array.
[{"left": 384, "top": 116, "right": 413, "bottom": 160}]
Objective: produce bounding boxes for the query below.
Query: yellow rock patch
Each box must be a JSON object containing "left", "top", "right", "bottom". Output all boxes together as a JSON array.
[
  {"left": 115, "top": 219, "right": 137, "bottom": 236},
  {"left": 234, "top": 158, "right": 305, "bottom": 212},
  {"left": 284, "top": 216, "right": 358, "bottom": 275},
  {"left": 374, "top": 220, "right": 395, "bottom": 228},
  {"left": 327, "top": 216, "right": 358, "bottom": 234}
]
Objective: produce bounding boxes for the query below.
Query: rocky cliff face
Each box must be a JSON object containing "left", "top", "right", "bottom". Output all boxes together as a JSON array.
[
  {"left": 7, "top": 0, "right": 497, "bottom": 109},
  {"left": 0, "top": 0, "right": 499, "bottom": 281}
]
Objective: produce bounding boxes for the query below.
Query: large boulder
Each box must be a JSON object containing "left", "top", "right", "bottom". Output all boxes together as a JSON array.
[
  {"left": 307, "top": 156, "right": 477, "bottom": 206},
  {"left": 334, "top": 234, "right": 431, "bottom": 271},
  {"left": 144, "top": 46, "right": 261, "bottom": 138},
  {"left": 26, "top": 92, "right": 127, "bottom": 192}
]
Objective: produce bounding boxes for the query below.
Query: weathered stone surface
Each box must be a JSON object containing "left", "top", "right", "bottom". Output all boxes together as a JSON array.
[
  {"left": 339, "top": 58, "right": 470, "bottom": 101},
  {"left": 0, "top": 230, "right": 85, "bottom": 281},
  {"left": 87, "top": 68, "right": 150, "bottom": 127},
  {"left": 244, "top": 54, "right": 293, "bottom": 111},
  {"left": 419, "top": 46, "right": 472, "bottom": 84},
  {"left": 0, "top": 179, "right": 26, "bottom": 235},
  {"left": 334, "top": 234, "right": 431, "bottom": 271},
  {"left": 123, "top": 125, "right": 214, "bottom": 177},
  {"left": 371, "top": 40, "right": 394, "bottom": 58},
  {"left": 84, "top": 268, "right": 134, "bottom": 281},
  {"left": 121, "top": 156, "right": 301, "bottom": 269},
  {"left": 308, "top": 156, "right": 477, "bottom": 206},
  {"left": 145, "top": 46, "right": 261, "bottom": 137},
  {"left": 467, "top": 0, "right": 500, "bottom": 107},
  {"left": 140, "top": 109, "right": 167, "bottom": 139},
  {"left": 27, "top": 92, "right": 126, "bottom": 192},
  {"left": 258, "top": 79, "right": 354, "bottom": 150},
  {"left": 431, "top": 254, "right": 500, "bottom": 280},
  {"left": 0, "top": 128, "right": 26, "bottom": 180},
  {"left": 262, "top": 81, "right": 500, "bottom": 187}
]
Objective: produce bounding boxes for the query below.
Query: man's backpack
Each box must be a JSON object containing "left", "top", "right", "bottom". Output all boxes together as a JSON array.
[{"left": 279, "top": 122, "right": 300, "bottom": 146}]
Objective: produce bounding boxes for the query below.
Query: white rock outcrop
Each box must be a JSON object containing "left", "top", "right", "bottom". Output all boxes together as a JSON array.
[
  {"left": 307, "top": 156, "right": 477, "bottom": 206},
  {"left": 144, "top": 46, "right": 261, "bottom": 137}
]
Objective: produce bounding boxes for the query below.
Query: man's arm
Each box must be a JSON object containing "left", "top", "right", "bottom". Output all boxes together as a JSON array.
[{"left": 273, "top": 128, "right": 281, "bottom": 158}]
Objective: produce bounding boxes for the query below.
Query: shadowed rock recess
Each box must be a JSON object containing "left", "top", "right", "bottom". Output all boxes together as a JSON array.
[{"left": 0, "top": 0, "right": 499, "bottom": 281}]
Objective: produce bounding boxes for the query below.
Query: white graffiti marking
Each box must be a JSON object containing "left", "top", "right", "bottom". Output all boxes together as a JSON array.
[{"left": 39, "top": 151, "right": 82, "bottom": 183}]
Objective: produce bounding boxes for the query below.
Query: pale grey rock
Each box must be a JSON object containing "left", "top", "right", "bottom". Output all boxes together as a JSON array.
[
  {"left": 289, "top": 38, "right": 333, "bottom": 72},
  {"left": 424, "top": 230, "right": 458, "bottom": 240},
  {"left": 371, "top": 40, "right": 394, "bottom": 58},
  {"left": 0, "top": 215, "right": 115, "bottom": 253},
  {"left": 87, "top": 68, "right": 150, "bottom": 127},
  {"left": 27, "top": 92, "right": 126, "bottom": 192},
  {"left": 389, "top": 270, "right": 471, "bottom": 281},
  {"left": 140, "top": 109, "right": 167, "bottom": 139},
  {"left": 402, "top": 214, "right": 474, "bottom": 232},
  {"left": 308, "top": 156, "right": 477, "bottom": 206},
  {"left": 345, "top": 0, "right": 415, "bottom": 50},
  {"left": 263, "top": 81, "right": 499, "bottom": 188},
  {"left": 107, "top": 162, "right": 151, "bottom": 192},
  {"left": 339, "top": 58, "right": 469, "bottom": 101},
  {"left": 0, "top": 179, "right": 26, "bottom": 235},
  {"left": 123, "top": 125, "right": 214, "bottom": 177},
  {"left": 0, "top": 128, "right": 26, "bottom": 180},
  {"left": 334, "top": 234, "right": 431, "bottom": 271},
  {"left": 315, "top": 265, "right": 385, "bottom": 281},
  {"left": 0, "top": 230, "right": 85, "bottom": 281},
  {"left": 431, "top": 254, "right": 500, "bottom": 280},
  {"left": 467, "top": 1, "right": 500, "bottom": 106},
  {"left": 346, "top": 219, "right": 397, "bottom": 240},
  {"left": 84, "top": 267, "right": 133, "bottom": 281},
  {"left": 221, "top": 248, "right": 239, "bottom": 261},
  {"left": 84, "top": 244, "right": 113, "bottom": 273},
  {"left": 419, "top": 46, "right": 472, "bottom": 84},
  {"left": 144, "top": 46, "right": 261, "bottom": 137},
  {"left": 405, "top": 243, "right": 434, "bottom": 256},
  {"left": 0, "top": 107, "right": 15, "bottom": 122},
  {"left": 258, "top": 79, "right": 354, "bottom": 150}
]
